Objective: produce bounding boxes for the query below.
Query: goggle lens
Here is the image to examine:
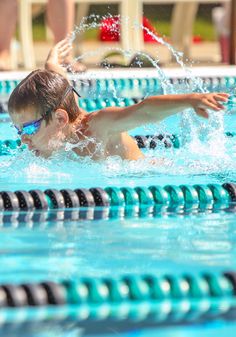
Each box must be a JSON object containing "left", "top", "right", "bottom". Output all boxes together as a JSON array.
[{"left": 14, "top": 118, "right": 43, "bottom": 136}]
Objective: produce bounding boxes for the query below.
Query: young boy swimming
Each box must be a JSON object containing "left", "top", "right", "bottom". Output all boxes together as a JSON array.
[{"left": 8, "top": 39, "right": 229, "bottom": 160}]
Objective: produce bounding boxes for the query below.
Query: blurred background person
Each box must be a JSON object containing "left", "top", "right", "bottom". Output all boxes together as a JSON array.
[
  {"left": 0, "top": 0, "right": 17, "bottom": 70},
  {"left": 0, "top": 0, "right": 85, "bottom": 71},
  {"left": 212, "top": 2, "right": 231, "bottom": 63}
]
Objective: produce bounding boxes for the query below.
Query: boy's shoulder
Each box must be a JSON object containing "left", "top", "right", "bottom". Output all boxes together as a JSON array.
[{"left": 81, "top": 106, "right": 121, "bottom": 136}]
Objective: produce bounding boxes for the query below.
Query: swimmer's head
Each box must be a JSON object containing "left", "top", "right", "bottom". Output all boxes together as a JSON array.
[{"left": 8, "top": 69, "right": 81, "bottom": 158}]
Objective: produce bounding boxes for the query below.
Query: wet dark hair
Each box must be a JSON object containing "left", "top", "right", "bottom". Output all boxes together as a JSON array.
[{"left": 8, "top": 69, "right": 80, "bottom": 123}]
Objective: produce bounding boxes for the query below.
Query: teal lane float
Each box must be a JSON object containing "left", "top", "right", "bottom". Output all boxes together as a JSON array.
[
  {"left": 1, "top": 76, "right": 236, "bottom": 114},
  {"left": 0, "top": 183, "right": 235, "bottom": 212},
  {"left": 1, "top": 76, "right": 236, "bottom": 95},
  {"left": 0, "top": 139, "right": 22, "bottom": 155},
  {"left": 0, "top": 271, "right": 235, "bottom": 326}
]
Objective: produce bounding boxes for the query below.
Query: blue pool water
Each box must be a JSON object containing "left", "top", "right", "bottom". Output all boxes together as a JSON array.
[{"left": 1, "top": 69, "right": 236, "bottom": 336}]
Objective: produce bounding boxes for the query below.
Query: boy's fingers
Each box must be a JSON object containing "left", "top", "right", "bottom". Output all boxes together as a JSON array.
[
  {"left": 216, "top": 103, "right": 225, "bottom": 110},
  {"left": 215, "top": 94, "right": 229, "bottom": 102},
  {"left": 58, "top": 41, "right": 72, "bottom": 50},
  {"left": 218, "top": 93, "right": 230, "bottom": 97},
  {"left": 215, "top": 96, "right": 228, "bottom": 102},
  {"left": 209, "top": 98, "right": 225, "bottom": 110},
  {"left": 60, "top": 51, "right": 70, "bottom": 58},
  {"left": 56, "top": 39, "right": 69, "bottom": 49},
  {"left": 196, "top": 107, "right": 208, "bottom": 118},
  {"left": 204, "top": 100, "right": 222, "bottom": 111},
  {"left": 59, "top": 50, "right": 71, "bottom": 59},
  {"left": 58, "top": 47, "right": 72, "bottom": 57},
  {"left": 209, "top": 97, "right": 219, "bottom": 105},
  {"left": 57, "top": 39, "right": 72, "bottom": 51},
  {"left": 58, "top": 44, "right": 72, "bottom": 58},
  {"left": 66, "top": 32, "right": 74, "bottom": 40},
  {"left": 60, "top": 42, "right": 72, "bottom": 50},
  {"left": 58, "top": 45, "right": 72, "bottom": 56}
]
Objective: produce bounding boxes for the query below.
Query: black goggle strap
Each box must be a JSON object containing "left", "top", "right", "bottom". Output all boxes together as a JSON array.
[
  {"left": 56, "top": 85, "right": 81, "bottom": 108},
  {"left": 72, "top": 86, "right": 81, "bottom": 98},
  {"left": 59, "top": 86, "right": 81, "bottom": 105},
  {"left": 43, "top": 85, "right": 81, "bottom": 117}
]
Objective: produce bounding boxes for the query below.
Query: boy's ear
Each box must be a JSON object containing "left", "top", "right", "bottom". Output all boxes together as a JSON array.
[{"left": 54, "top": 109, "right": 69, "bottom": 128}]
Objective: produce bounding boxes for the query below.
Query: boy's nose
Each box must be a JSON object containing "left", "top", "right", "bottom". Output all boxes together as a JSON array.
[{"left": 21, "top": 134, "right": 31, "bottom": 145}]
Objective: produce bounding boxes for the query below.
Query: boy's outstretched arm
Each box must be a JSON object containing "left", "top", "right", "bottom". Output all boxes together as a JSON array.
[
  {"left": 89, "top": 92, "right": 229, "bottom": 135},
  {"left": 44, "top": 38, "right": 72, "bottom": 79}
]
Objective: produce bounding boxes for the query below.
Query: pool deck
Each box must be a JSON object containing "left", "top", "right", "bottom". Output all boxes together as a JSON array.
[
  {"left": 16, "top": 40, "right": 226, "bottom": 71},
  {"left": 1, "top": 66, "right": 236, "bottom": 83}
]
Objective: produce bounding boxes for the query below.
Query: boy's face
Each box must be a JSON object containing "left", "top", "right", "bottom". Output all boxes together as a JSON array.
[{"left": 10, "top": 107, "right": 65, "bottom": 158}]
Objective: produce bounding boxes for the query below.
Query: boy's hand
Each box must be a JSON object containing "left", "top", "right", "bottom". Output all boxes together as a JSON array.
[
  {"left": 45, "top": 38, "right": 73, "bottom": 76},
  {"left": 189, "top": 92, "right": 229, "bottom": 118}
]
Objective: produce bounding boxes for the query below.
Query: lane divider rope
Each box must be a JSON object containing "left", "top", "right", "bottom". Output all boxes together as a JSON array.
[
  {"left": 0, "top": 183, "right": 235, "bottom": 214},
  {"left": 0, "top": 76, "right": 235, "bottom": 95},
  {"left": 1, "top": 75, "right": 236, "bottom": 114},
  {"left": 0, "top": 271, "right": 235, "bottom": 324}
]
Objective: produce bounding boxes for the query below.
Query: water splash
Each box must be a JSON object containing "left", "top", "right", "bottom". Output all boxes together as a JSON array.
[
  {"left": 69, "top": 14, "right": 230, "bottom": 151},
  {"left": 1, "top": 13, "right": 235, "bottom": 186},
  {"left": 1, "top": 132, "right": 235, "bottom": 190}
]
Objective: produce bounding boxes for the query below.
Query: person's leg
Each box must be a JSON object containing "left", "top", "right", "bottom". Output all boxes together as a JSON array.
[
  {"left": 0, "top": 0, "right": 17, "bottom": 70},
  {"left": 212, "top": 4, "right": 230, "bottom": 63},
  {"left": 47, "top": 0, "right": 86, "bottom": 72},
  {"left": 47, "top": 0, "right": 74, "bottom": 43}
]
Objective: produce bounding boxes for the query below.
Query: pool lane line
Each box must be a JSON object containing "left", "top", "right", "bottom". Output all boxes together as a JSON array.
[
  {"left": 0, "top": 183, "right": 235, "bottom": 215},
  {"left": 0, "top": 271, "right": 235, "bottom": 328}
]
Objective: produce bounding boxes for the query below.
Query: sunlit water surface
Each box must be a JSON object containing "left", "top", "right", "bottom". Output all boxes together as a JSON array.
[{"left": 1, "top": 16, "right": 236, "bottom": 336}]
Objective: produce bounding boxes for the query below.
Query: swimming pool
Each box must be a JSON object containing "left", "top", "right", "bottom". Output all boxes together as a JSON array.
[{"left": 1, "top": 67, "right": 236, "bottom": 337}]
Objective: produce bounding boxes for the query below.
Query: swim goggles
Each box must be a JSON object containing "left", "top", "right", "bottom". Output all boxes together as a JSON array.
[{"left": 14, "top": 86, "right": 80, "bottom": 136}]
